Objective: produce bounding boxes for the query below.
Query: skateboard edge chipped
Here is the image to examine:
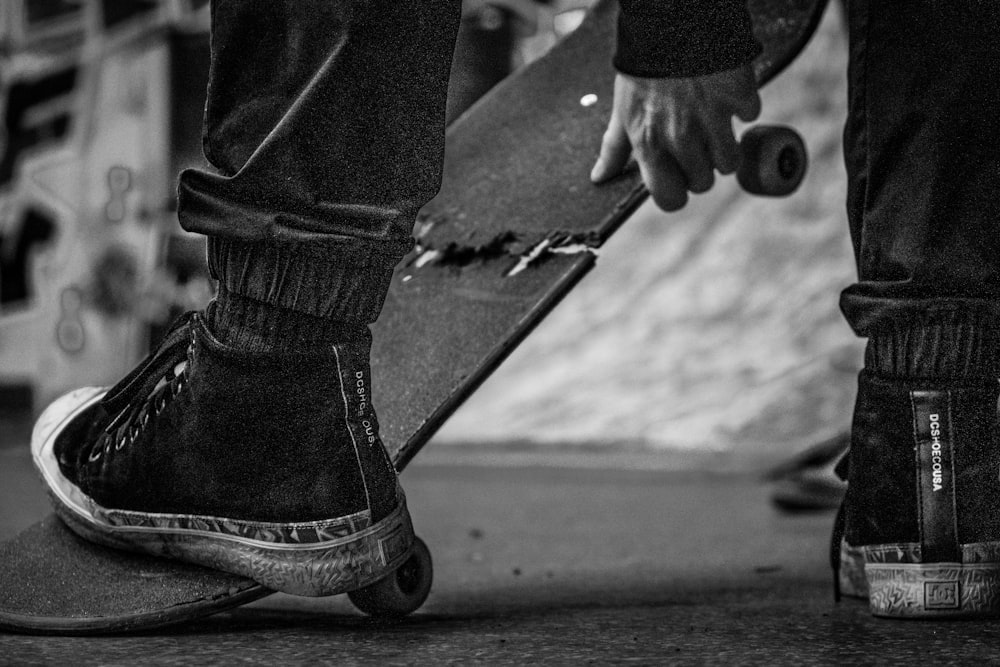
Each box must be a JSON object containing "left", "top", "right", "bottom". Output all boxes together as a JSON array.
[{"left": 407, "top": 228, "right": 604, "bottom": 278}]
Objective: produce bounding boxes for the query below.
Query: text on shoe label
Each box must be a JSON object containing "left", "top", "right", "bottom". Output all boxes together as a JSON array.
[
  {"left": 911, "top": 389, "right": 960, "bottom": 562},
  {"left": 930, "top": 413, "right": 943, "bottom": 492},
  {"left": 355, "top": 370, "right": 369, "bottom": 416},
  {"left": 362, "top": 419, "right": 377, "bottom": 447}
]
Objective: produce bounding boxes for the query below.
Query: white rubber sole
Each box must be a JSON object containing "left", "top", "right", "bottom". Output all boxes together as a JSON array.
[
  {"left": 865, "top": 562, "right": 1000, "bottom": 619},
  {"left": 838, "top": 537, "right": 1000, "bottom": 618}
]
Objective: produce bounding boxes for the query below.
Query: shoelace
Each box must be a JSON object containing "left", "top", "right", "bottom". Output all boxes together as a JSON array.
[
  {"left": 829, "top": 450, "right": 851, "bottom": 601},
  {"left": 88, "top": 312, "right": 197, "bottom": 462}
]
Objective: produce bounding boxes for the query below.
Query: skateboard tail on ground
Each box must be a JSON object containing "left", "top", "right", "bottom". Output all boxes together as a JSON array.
[{"left": 0, "top": 0, "right": 828, "bottom": 635}]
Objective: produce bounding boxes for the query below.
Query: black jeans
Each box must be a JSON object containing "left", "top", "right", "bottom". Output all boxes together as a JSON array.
[
  {"left": 842, "top": 0, "right": 1000, "bottom": 376},
  {"left": 179, "top": 0, "right": 1000, "bottom": 369},
  {"left": 177, "top": 0, "right": 461, "bottom": 322}
]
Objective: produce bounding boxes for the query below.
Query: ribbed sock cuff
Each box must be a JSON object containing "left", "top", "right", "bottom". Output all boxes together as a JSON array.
[
  {"left": 208, "top": 237, "right": 409, "bottom": 323},
  {"left": 208, "top": 287, "right": 368, "bottom": 353},
  {"left": 865, "top": 316, "right": 1000, "bottom": 380}
]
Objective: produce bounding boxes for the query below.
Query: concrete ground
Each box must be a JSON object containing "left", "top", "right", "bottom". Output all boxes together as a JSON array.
[{"left": 3, "top": 422, "right": 1000, "bottom": 665}]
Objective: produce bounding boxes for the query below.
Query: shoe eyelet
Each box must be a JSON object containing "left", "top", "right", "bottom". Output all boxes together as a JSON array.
[
  {"left": 115, "top": 436, "right": 126, "bottom": 451},
  {"left": 88, "top": 447, "right": 102, "bottom": 462}
]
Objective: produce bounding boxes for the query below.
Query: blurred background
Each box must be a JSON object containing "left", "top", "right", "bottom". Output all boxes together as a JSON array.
[{"left": 0, "top": 0, "right": 858, "bottom": 473}]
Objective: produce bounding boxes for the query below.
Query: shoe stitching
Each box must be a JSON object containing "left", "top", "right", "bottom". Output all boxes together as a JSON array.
[
  {"left": 910, "top": 390, "right": 925, "bottom": 554},
  {"left": 332, "top": 344, "right": 372, "bottom": 517},
  {"left": 947, "top": 389, "right": 959, "bottom": 556}
]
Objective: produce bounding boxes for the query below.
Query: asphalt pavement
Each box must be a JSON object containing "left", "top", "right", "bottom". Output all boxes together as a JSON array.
[{"left": 3, "top": 423, "right": 1000, "bottom": 665}]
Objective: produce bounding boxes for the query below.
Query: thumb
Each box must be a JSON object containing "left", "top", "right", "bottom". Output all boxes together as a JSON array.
[{"left": 590, "top": 113, "right": 632, "bottom": 183}]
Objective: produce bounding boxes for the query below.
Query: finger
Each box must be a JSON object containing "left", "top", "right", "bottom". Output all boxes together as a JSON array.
[
  {"left": 669, "top": 133, "right": 715, "bottom": 194},
  {"left": 590, "top": 112, "right": 633, "bottom": 183},
  {"left": 734, "top": 89, "right": 762, "bottom": 123},
  {"left": 723, "top": 66, "right": 762, "bottom": 122},
  {"left": 636, "top": 146, "right": 689, "bottom": 212},
  {"left": 705, "top": 113, "right": 741, "bottom": 175}
]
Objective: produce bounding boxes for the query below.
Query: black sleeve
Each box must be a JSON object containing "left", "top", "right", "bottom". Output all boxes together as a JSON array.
[{"left": 614, "top": 0, "right": 762, "bottom": 78}]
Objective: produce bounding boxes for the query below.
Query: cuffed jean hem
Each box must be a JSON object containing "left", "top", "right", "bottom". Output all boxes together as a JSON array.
[
  {"left": 208, "top": 237, "right": 410, "bottom": 322},
  {"left": 841, "top": 1, "right": 1000, "bottom": 357},
  {"left": 841, "top": 288, "right": 1000, "bottom": 332},
  {"left": 845, "top": 294, "right": 1000, "bottom": 379}
]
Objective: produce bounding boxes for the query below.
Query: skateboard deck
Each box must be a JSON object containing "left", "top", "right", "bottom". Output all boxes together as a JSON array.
[{"left": 0, "top": 0, "right": 828, "bottom": 635}]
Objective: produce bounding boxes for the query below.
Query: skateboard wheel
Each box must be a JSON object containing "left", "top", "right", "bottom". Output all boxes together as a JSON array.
[
  {"left": 349, "top": 536, "right": 433, "bottom": 618},
  {"left": 737, "top": 125, "right": 807, "bottom": 197}
]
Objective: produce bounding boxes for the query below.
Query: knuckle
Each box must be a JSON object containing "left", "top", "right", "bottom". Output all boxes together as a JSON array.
[{"left": 637, "top": 125, "right": 664, "bottom": 152}]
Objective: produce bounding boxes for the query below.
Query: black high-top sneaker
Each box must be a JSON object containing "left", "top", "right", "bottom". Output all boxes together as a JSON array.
[
  {"left": 32, "top": 311, "right": 414, "bottom": 597},
  {"left": 832, "top": 369, "right": 1000, "bottom": 618},
  {"left": 831, "top": 455, "right": 868, "bottom": 602}
]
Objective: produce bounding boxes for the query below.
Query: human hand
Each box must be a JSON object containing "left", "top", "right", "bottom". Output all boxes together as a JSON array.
[{"left": 590, "top": 64, "right": 761, "bottom": 211}]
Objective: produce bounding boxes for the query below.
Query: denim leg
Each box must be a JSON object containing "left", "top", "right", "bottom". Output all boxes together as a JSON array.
[
  {"left": 840, "top": 0, "right": 1000, "bottom": 376},
  {"left": 177, "top": 0, "right": 462, "bottom": 320}
]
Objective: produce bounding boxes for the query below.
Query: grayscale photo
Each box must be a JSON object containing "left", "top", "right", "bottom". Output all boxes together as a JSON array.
[{"left": 1, "top": 0, "right": 998, "bottom": 662}]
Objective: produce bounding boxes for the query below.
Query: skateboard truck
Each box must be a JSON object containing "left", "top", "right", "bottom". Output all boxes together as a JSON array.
[{"left": 737, "top": 124, "right": 808, "bottom": 197}]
